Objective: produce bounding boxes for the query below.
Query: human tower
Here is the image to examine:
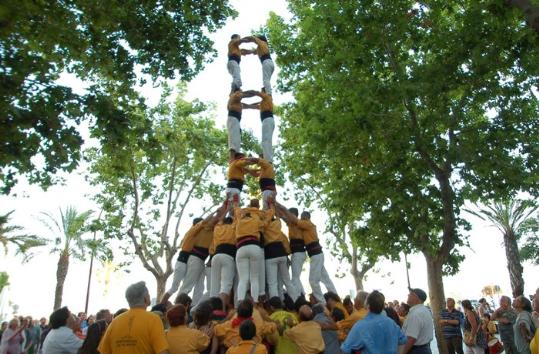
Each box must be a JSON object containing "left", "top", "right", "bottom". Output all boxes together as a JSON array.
[{"left": 160, "top": 34, "right": 337, "bottom": 309}]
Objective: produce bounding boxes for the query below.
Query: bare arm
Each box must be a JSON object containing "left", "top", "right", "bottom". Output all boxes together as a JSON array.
[
  {"left": 401, "top": 337, "right": 417, "bottom": 354},
  {"left": 275, "top": 203, "right": 299, "bottom": 225}
]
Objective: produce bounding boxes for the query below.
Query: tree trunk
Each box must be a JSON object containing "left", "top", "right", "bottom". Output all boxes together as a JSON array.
[
  {"left": 424, "top": 254, "right": 448, "bottom": 354},
  {"left": 351, "top": 247, "right": 363, "bottom": 291},
  {"left": 503, "top": 230, "right": 525, "bottom": 297},
  {"left": 156, "top": 275, "right": 167, "bottom": 302},
  {"left": 54, "top": 251, "right": 70, "bottom": 310}
]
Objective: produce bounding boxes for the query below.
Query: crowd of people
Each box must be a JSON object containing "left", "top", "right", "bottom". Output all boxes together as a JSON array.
[{"left": 2, "top": 285, "right": 539, "bottom": 354}]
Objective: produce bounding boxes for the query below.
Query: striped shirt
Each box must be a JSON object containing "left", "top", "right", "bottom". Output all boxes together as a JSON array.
[{"left": 440, "top": 309, "right": 464, "bottom": 339}]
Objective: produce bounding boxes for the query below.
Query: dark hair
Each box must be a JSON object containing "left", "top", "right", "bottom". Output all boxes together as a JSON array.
[
  {"left": 49, "top": 307, "right": 70, "bottom": 329},
  {"left": 167, "top": 304, "right": 186, "bottom": 327},
  {"left": 223, "top": 216, "right": 233, "bottom": 225},
  {"left": 519, "top": 296, "right": 533, "bottom": 312},
  {"left": 283, "top": 293, "right": 295, "bottom": 311},
  {"left": 483, "top": 313, "right": 491, "bottom": 320},
  {"left": 175, "top": 293, "right": 192, "bottom": 307},
  {"left": 312, "top": 304, "right": 325, "bottom": 316},
  {"left": 332, "top": 308, "right": 345, "bottom": 321},
  {"left": 324, "top": 292, "right": 341, "bottom": 303},
  {"left": 151, "top": 304, "right": 167, "bottom": 313},
  {"left": 239, "top": 319, "right": 256, "bottom": 340},
  {"left": 343, "top": 296, "right": 353, "bottom": 307},
  {"left": 294, "top": 295, "right": 309, "bottom": 312},
  {"left": 479, "top": 298, "right": 486, "bottom": 304},
  {"left": 95, "top": 309, "right": 109, "bottom": 321},
  {"left": 194, "top": 302, "right": 212, "bottom": 326},
  {"left": 288, "top": 208, "right": 298, "bottom": 216},
  {"left": 231, "top": 34, "right": 240, "bottom": 40},
  {"left": 301, "top": 211, "right": 311, "bottom": 219},
  {"left": 237, "top": 300, "right": 254, "bottom": 318},
  {"left": 400, "top": 303, "right": 410, "bottom": 315},
  {"left": 113, "top": 308, "right": 128, "bottom": 318},
  {"left": 366, "top": 291, "right": 385, "bottom": 314},
  {"left": 256, "top": 35, "right": 267, "bottom": 42},
  {"left": 269, "top": 297, "right": 283, "bottom": 309},
  {"left": 385, "top": 306, "right": 402, "bottom": 327},
  {"left": 299, "top": 307, "right": 314, "bottom": 321},
  {"left": 209, "top": 297, "right": 224, "bottom": 312},
  {"left": 461, "top": 300, "right": 473, "bottom": 311},
  {"left": 193, "top": 217, "right": 203, "bottom": 225}
]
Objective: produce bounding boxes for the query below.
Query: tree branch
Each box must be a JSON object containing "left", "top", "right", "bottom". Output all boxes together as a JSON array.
[
  {"left": 127, "top": 229, "right": 158, "bottom": 278},
  {"left": 160, "top": 156, "right": 178, "bottom": 257},
  {"left": 505, "top": 0, "right": 539, "bottom": 33}
]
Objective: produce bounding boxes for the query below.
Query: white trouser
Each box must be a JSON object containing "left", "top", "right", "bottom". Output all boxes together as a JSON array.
[
  {"left": 166, "top": 260, "right": 187, "bottom": 295},
  {"left": 227, "top": 116, "right": 241, "bottom": 153},
  {"left": 291, "top": 251, "right": 306, "bottom": 295},
  {"left": 309, "top": 252, "right": 333, "bottom": 304},
  {"left": 266, "top": 256, "right": 299, "bottom": 301},
  {"left": 210, "top": 253, "right": 235, "bottom": 296},
  {"left": 261, "top": 117, "right": 274, "bottom": 162},
  {"left": 262, "top": 59, "right": 274, "bottom": 95},
  {"left": 258, "top": 247, "right": 266, "bottom": 298},
  {"left": 321, "top": 262, "right": 337, "bottom": 294},
  {"left": 180, "top": 256, "right": 205, "bottom": 296},
  {"left": 227, "top": 60, "right": 242, "bottom": 91},
  {"left": 235, "top": 244, "right": 263, "bottom": 302},
  {"left": 262, "top": 190, "right": 276, "bottom": 210}
]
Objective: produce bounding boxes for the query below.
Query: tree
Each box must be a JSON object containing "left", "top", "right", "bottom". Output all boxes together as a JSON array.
[
  {"left": 0, "top": 210, "right": 47, "bottom": 260},
  {"left": 0, "top": 0, "right": 237, "bottom": 193},
  {"left": 266, "top": 2, "right": 539, "bottom": 352},
  {"left": 0, "top": 271, "right": 9, "bottom": 294},
  {"left": 505, "top": 0, "right": 539, "bottom": 33},
  {"left": 467, "top": 199, "right": 538, "bottom": 297},
  {"left": 39, "top": 206, "right": 93, "bottom": 310},
  {"left": 87, "top": 87, "right": 257, "bottom": 299}
]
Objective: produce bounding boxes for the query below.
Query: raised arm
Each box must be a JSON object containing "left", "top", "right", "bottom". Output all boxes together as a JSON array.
[
  {"left": 275, "top": 203, "right": 299, "bottom": 225},
  {"left": 205, "top": 202, "right": 228, "bottom": 228}
]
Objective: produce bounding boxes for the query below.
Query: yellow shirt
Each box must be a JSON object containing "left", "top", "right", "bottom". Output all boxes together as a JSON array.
[
  {"left": 228, "top": 91, "right": 243, "bottom": 112},
  {"left": 531, "top": 328, "right": 539, "bottom": 354},
  {"left": 210, "top": 221, "right": 236, "bottom": 254},
  {"left": 253, "top": 37, "right": 270, "bottom": 57},
  {"left": 280, "top": 232, "right": 291, "bottom": 254},
  {"left": 193, "top": 224, "right": 214, "bottom": 249},
  {"left": 215, "top": 312, "right": 277, "bottom": 348},
  {"left": 180, "top": 222, "right": 205, "bottom": 252},
  {"left": 263, "top": 218, "right": 283, "bottom": 245},
  {"left": 98, "top": 308, "right": 169, "bottom": 354},
  {"left": 234, "top": 207, "right": 273, "bottom": 240},
  {"left": 257, "top": 159, "right": 275, "bottom": 179},
  {"left": 284, "top": 321, "right": 325, "bottom": 354},
  {"left": 166, "top": 325, "right": 209, "bottom": 354},
  {"left": 296, "top": 219, "right": 319, "bottom": 244},
  {"left": 226, "top": 340, "right": 268, "bottom": 354},
  {"left": 259, "top": 91, "right": 273, "bottom": 112},
  {"left": 228, "top": 159, "right": 251, "bottom": 181},
  {"left": 337, "top": 307, "right": 368, "bottom": 333},
  {"left": 228, "top": 39, "right": 241, "bottom": 58},
  {"left": 286, "top": 222, "right": 303, "bottom": 240}
]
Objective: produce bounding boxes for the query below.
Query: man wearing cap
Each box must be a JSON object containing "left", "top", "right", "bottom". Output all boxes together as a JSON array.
[{"left": 402, "top": 288, "right": 434, "bottom": 354}]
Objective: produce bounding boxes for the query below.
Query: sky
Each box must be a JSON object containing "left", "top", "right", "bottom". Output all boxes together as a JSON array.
[{"left": 1, "top": 0, "right": 538, "bottom": 320}]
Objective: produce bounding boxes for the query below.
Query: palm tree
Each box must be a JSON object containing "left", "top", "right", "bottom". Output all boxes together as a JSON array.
[
  {"left": 39, "top": 206, "right": 93, "bottom": 310},
  {"left": 0, "top": 210, "right": 47, "bottom": 260},
  {"left": 467, "top": 199, "right": 538, "bottom": 298}
]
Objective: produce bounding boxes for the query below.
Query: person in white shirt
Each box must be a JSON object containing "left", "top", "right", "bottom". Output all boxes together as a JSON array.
[
  {"left": 402, "top": 288, "right": 434, "bottom": 354},
  {"left": 42, "top": 307, "right": 83, "bottom": 354}
]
